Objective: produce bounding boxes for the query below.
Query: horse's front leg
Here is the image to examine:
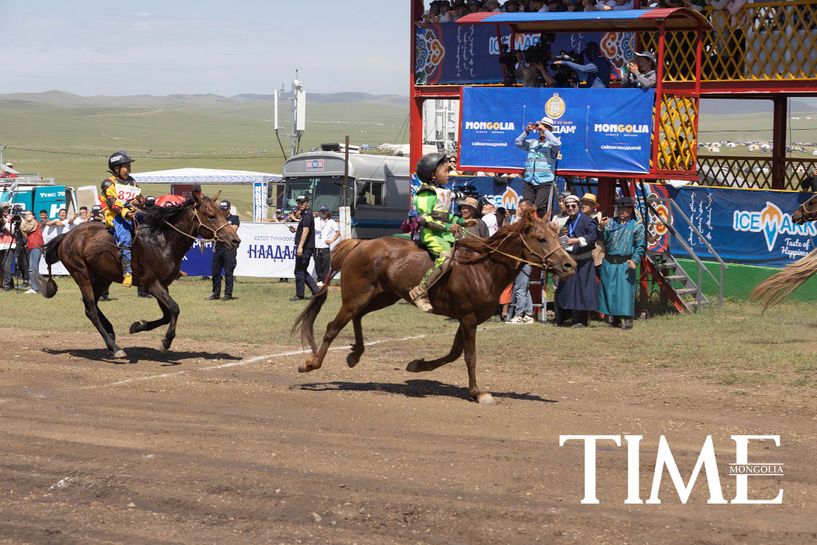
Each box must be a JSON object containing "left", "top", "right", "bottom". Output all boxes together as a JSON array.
[
  {"left": 461, "top": 317, "right": 493, "bottom": 405},
  {"left": 406, "top": 325, "right": 463, "bottom": 372},
  {"left": 144, "top": 284, "right": 180, "bottom": 352},
  {"left": 129, "top": 281, "right": 171, "bottom": 335}
]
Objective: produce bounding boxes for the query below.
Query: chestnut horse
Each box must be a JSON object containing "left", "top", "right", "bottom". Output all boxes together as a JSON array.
[
  {"left": 293, "top": 210, "right": 576, "bottom": 404},
  {"left": 41, "top": 187, "right": 240, "bottom": 359},
  {"left": 751, "top": 193, "right": 817, "bottom": 310}
]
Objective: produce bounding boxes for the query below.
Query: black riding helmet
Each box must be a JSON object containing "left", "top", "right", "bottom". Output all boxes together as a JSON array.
[
  {"left": 108, "top": 150, "right": 135, "bottom": 172},
  {"left": 416, "top": 152, "right": 450, "bottom": 184}
]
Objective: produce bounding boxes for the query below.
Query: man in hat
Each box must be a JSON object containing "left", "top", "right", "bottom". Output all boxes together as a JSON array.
[
  {"left": 291, "top": 195, "right": 319, "bottom": 301},
  {"left": 598, "top": 196, "right": 645, "bottom": 329},
  {"left": 100, "top": 150, "right": 141, "bottom": 287},
  {"left": 554, "top": 194, "right": 598, "bottom": 327},
  {"left": 458, "top": 197, "right": 489, "bottom": 238},
  {"left": 314, "top": 205, "right": 340, "bottom": 286},
  {"left": 623, "top": 51, "right": 657, "bottom": 89},
  {"left": 515, "top": 117, "right": 561, "bottom": 219},
  {"left": 479, "top": 198, "right": 499, "bottom": 236},
  {"left": 208, "top": 200, "right": 241, "bottom": 301},
  {"left": 580, "top": 193, "right": 605, "bottom": 273},
  {"left": 409, "top": 153, "right": 471, "bottom": 312},
  {"left": 1, "top": 162, "right": 16, "bottom": 179}
]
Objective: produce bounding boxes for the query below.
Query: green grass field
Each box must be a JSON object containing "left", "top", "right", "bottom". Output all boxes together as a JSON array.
[
  {"left": 4, "top": 276, "right": 816, "bottom": 387},
  {"left": 0, "top": 94, "right": 409, "bottom": 217}
]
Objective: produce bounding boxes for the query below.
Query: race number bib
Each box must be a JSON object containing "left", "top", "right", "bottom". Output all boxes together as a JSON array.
[{"left": 116, "top": 184, "right": 142, "bottom": 202}]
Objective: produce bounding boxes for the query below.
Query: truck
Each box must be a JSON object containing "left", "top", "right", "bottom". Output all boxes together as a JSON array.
[{"left": 282, "top": 151, "right": 411, "bottom": 239}]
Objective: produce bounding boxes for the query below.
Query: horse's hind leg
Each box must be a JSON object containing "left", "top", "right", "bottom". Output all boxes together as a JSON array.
[
  {"left": 77, "top": 273, "right": 124, "bottom": 358},
  {"left": 406, "top": 325, "right": 464, "bottom": 373},
  {"left": 93, "top": 279, "right": 115, "bottom": 341},
  {"left": 347, "top": 293, "right": 400, "bottom": 368}
]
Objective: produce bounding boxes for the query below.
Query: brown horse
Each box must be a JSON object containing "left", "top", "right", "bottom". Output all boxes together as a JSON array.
[
  {"left": 293, "top": 210, "right": 576, "bottom": 404},
  {"left": 751, "top": 193, "right": 817, "bottom": 310},
  {"left": 41, "top": 187, "right": 240, "bottom": 359}
]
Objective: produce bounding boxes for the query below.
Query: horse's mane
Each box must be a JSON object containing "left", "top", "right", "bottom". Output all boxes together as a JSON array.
[
  {"left": 138, "top": 198, "right": 195, "bottom": 235},
  {"left": 456, "top": 220, "right": 524, "bottom": 255}
]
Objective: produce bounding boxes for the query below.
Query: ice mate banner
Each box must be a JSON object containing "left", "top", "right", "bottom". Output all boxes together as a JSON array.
[
  {"left": 668, "top": 185, "right": 816, "bottom": 268},
  {"left": 459, "top": 87, "right": 654, "bottom": 174}
]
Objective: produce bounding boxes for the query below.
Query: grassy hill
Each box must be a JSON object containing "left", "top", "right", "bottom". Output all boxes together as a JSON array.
[{"left": 0, "top": 92, "right": 409, "bottom": 216}]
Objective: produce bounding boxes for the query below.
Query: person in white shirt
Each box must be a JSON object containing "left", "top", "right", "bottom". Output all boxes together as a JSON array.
[
  {"left": 44, "top": 208, "right": 71, "bottom": 242},
  {"left": 69, "top": 206, "right": 90, "bottom": 226},
  {"left": 479, "top": 200, "right": 499, "bottom": 236},
  {"left": 314, "top": 206, "right": 341, "bottom": 286}
]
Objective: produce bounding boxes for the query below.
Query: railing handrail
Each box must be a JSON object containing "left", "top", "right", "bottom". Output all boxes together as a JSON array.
[
  {"left": 667, "top": 199, "right": 729, "bottom": 269},
  {"left": 643, "top": 199, "right": 723, "bottom": 288}
]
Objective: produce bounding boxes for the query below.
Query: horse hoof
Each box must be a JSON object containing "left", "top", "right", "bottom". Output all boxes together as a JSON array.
[
  {"left": 346, "top": 351, "right": 362, "bottom": 368},
  {"left": 406, "top": 359, "right": 424, "bottom": 373},
  {"left": 298, "top": 363, "right": 313, "bottom": 373},
  {"left": 160, "top": 341, "right": 171, "bottom": 353},
  {"left": 129, "top": 321, "right": 145, "bottom": 334},
  {"left": 112, "top": 349, "right": 127, "bottom": 360},
  {"left": 477, "top": 392, "right": 495, "bottom": 405}
]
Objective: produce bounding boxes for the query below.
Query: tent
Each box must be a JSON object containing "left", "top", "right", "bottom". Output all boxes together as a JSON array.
[{"left": 132, "top": 167, "right": 281, "bottom": 185}]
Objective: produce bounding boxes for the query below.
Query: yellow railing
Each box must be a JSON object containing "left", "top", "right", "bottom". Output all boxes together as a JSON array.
[
  {"left": 644, "top": 0, "right": 817, "bottom": 83},
  {"left": 655, "top": 94, "right": 698, "bottom": 172}
]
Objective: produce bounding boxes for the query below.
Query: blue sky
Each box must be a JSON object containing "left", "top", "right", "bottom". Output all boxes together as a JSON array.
[{"left": 0, "top": 0, "right": 411, "bottom": 96}]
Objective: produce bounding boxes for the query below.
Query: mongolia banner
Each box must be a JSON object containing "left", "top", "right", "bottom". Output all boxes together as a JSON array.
[
  {"left": 459, "top": 87, "right": 654, "bottom": 173},
  {"left": 667, "top": 186, "right": 816, "bottom": 268}
]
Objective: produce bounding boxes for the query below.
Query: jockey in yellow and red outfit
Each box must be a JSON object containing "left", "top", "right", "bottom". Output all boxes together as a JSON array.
[
  {"left": 409, "top": 153, "right": 469, "bottom": 313},
  {"left": 101, "top": 151, "right": 141, "bottom": 287}
]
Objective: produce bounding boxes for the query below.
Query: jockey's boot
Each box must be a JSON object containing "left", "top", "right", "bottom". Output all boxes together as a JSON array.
[
  {"left": 409, "top": 253, "right": 452, "bottom": 313},
  {"left": 121, "top": 255, "right": 133, "bottom": 288}
]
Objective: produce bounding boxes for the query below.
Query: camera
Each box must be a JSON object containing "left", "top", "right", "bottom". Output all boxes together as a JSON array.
[
  {"left": 451, "top": 182, "right": 479, "bottom": 201},
  {"left": 552, "top": 49, "right": 582, "bottom": 87},
  {"left": 498, "top": 44, "right": 518, "bottom": 86}
]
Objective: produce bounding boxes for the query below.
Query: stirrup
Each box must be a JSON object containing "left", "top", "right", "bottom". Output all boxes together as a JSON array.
[
  {"left": 122, "top": 273, "right": 133, "bottom": 287},
  {"left": 409, "top": 286, "right": 433, "bottom": 313}
]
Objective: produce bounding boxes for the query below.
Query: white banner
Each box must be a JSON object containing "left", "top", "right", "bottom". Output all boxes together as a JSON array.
[{"left": 234, "top": 222, "right": 309, "bottom": 278}]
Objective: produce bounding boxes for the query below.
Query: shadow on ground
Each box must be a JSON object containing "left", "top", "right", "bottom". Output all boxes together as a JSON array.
[
  {"left": 296, "top": 379, "right": 556, "bottom": 403},
  {"left": 42, "top": 347, "right": 242, "bottom": 365}
]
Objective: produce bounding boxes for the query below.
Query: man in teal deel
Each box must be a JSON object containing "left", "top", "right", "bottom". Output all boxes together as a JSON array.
[{"left": 409, "top": 153, "right": 468, "bottom": 313}]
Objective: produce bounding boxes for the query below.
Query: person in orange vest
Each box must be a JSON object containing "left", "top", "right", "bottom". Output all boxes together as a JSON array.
[{"left": 100, "top": 151, "right": 141, "bottom": 287}]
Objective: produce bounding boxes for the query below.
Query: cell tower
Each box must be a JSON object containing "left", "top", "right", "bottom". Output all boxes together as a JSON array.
[{"left": 291, "top": 71, "right": 306, "bottom": 158}]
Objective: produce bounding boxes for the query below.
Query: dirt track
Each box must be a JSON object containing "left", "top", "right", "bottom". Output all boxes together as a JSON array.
[{"left": 0, "top": 326, "right": 815, "bottom": 545}]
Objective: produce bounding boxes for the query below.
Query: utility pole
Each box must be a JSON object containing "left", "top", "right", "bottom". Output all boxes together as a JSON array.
[
  {"left": 0, "top": 144, "right": 5, "bottom": 166},
  {"left": 291, "top": 71, "right": 306, "bottom": 158}
]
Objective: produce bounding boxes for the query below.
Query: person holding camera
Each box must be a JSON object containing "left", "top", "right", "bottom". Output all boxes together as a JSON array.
[
  {"left": 20, "top": 210, "right": 44, "bottom": 294},
  {"left": 622, "top": 51, "right": 657, "bottom": 89},
  {"left": 101, "top": 151, "right": 141, "bottom": 287},
  {"left": 552, "top": 42, "right": 612, "bottom": 88},
  {"left": 515, "top": 117, "right": 561, "bottom": 218},
  {"left": 0, "top": 204, "right": 19, "bottom": 291}
]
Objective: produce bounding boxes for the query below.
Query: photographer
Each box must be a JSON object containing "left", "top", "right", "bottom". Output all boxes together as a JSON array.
[
  {"left": 515, "top": 117, "right": 561, "bottom": 218},
  {"left": 0, "top": 204, "right": 19, "bottom": 291},
  {"left": 552, "top": 42, "right": 612, "bottom": 88},
  {"left": 20, "top": 210, "right": 43, "bottom": 294},
  {"left": 520, "top": 37, "right": 557, "bottom": 87},
  {"left": 622, "top": 51, "right": 657, "bottom": 89},
  {"left": 89, "top": 205, "right": 104, "bottom": 223}
]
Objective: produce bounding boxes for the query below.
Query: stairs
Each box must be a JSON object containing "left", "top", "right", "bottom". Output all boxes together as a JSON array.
[{"left": 645, "top": 250, "right": 709, "bottom": 314}]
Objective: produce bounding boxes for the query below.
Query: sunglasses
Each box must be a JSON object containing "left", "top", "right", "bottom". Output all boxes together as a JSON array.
[{"left": 566, "top": 204, "right": 579, "bottom": 209}]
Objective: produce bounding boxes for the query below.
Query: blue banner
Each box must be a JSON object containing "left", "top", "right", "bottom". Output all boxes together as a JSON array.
[
  {"left": 459, "top": 87, "right": 654, "bottom": 174},
  {"left": 667, "top": 186, "right": 816, "bottom": 268},
  {"left": 181, "top": 239, "right": 215, "bottom": 276},
  {"left": 415, "top": 24, "right": 634, "bottom": 85}
]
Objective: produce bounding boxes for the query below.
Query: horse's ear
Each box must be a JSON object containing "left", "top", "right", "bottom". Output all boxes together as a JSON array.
[
  {"left": 212, "top": 190, "right": 222, "bottom": 204},
  {"left": 521, "top": 207, "right": 537, "bottom": 229},
  {"left": 192, "top": 184, "right": 203, "bottom": 203}
]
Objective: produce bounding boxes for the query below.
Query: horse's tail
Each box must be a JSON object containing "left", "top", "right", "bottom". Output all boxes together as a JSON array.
[
  {"left": 40, "top": 233, "right": 67, "bottom": 299},
  {"left": 291, "top": 238, "right": 364, "bottom": 352},
  {"left": 750, "top": 248, "right": 817, "bottom": 312}
]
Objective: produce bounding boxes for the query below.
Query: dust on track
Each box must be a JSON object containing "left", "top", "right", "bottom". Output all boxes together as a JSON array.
[{"left": 0, "top": 327, "right": 815, "bottom": 545}]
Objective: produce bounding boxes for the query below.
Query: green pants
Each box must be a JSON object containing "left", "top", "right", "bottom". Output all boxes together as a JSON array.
[{"left": 421, "top": 229, "right": 454, "bottom": 267}]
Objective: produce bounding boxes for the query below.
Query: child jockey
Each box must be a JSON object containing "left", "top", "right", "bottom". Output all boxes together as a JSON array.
[
  {"left": 409, "top": 152, "right": 471, "bottom": 313},
  {"left": 101, "top": 151, "right": 141, "bottom": 287}
]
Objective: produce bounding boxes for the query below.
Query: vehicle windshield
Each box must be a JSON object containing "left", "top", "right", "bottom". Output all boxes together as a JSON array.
[{"left": 284, "top": 176, "right": 344, "bottom": 212}]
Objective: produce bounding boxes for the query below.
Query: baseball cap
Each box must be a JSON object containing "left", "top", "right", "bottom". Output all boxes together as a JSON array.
[{"left": 318, "top": 205, "right": 329, "bottom": 212}]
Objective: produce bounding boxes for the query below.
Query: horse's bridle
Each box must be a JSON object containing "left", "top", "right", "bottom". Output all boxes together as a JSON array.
[
  {"left": 796, "top": 199, "right": 817, "bottom": 222},
  {"left": 164, "top": 208, "right": 233, "bottom": 244},
  {"left": 465, "top": 229, "right": 562, "bottom": 270}
]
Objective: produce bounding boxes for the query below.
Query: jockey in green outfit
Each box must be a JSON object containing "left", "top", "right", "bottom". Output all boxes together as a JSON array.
[{"left": 409, "top": 153, "right": 470, "bottom": 313}]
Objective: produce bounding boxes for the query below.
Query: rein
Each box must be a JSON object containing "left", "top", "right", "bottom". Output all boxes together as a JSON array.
[
  {"left": 459, "top": 227, "right": 561, "bottom": 270},
  {"left": 163, "top": 209, "right": 231, "bottom": 244}
]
